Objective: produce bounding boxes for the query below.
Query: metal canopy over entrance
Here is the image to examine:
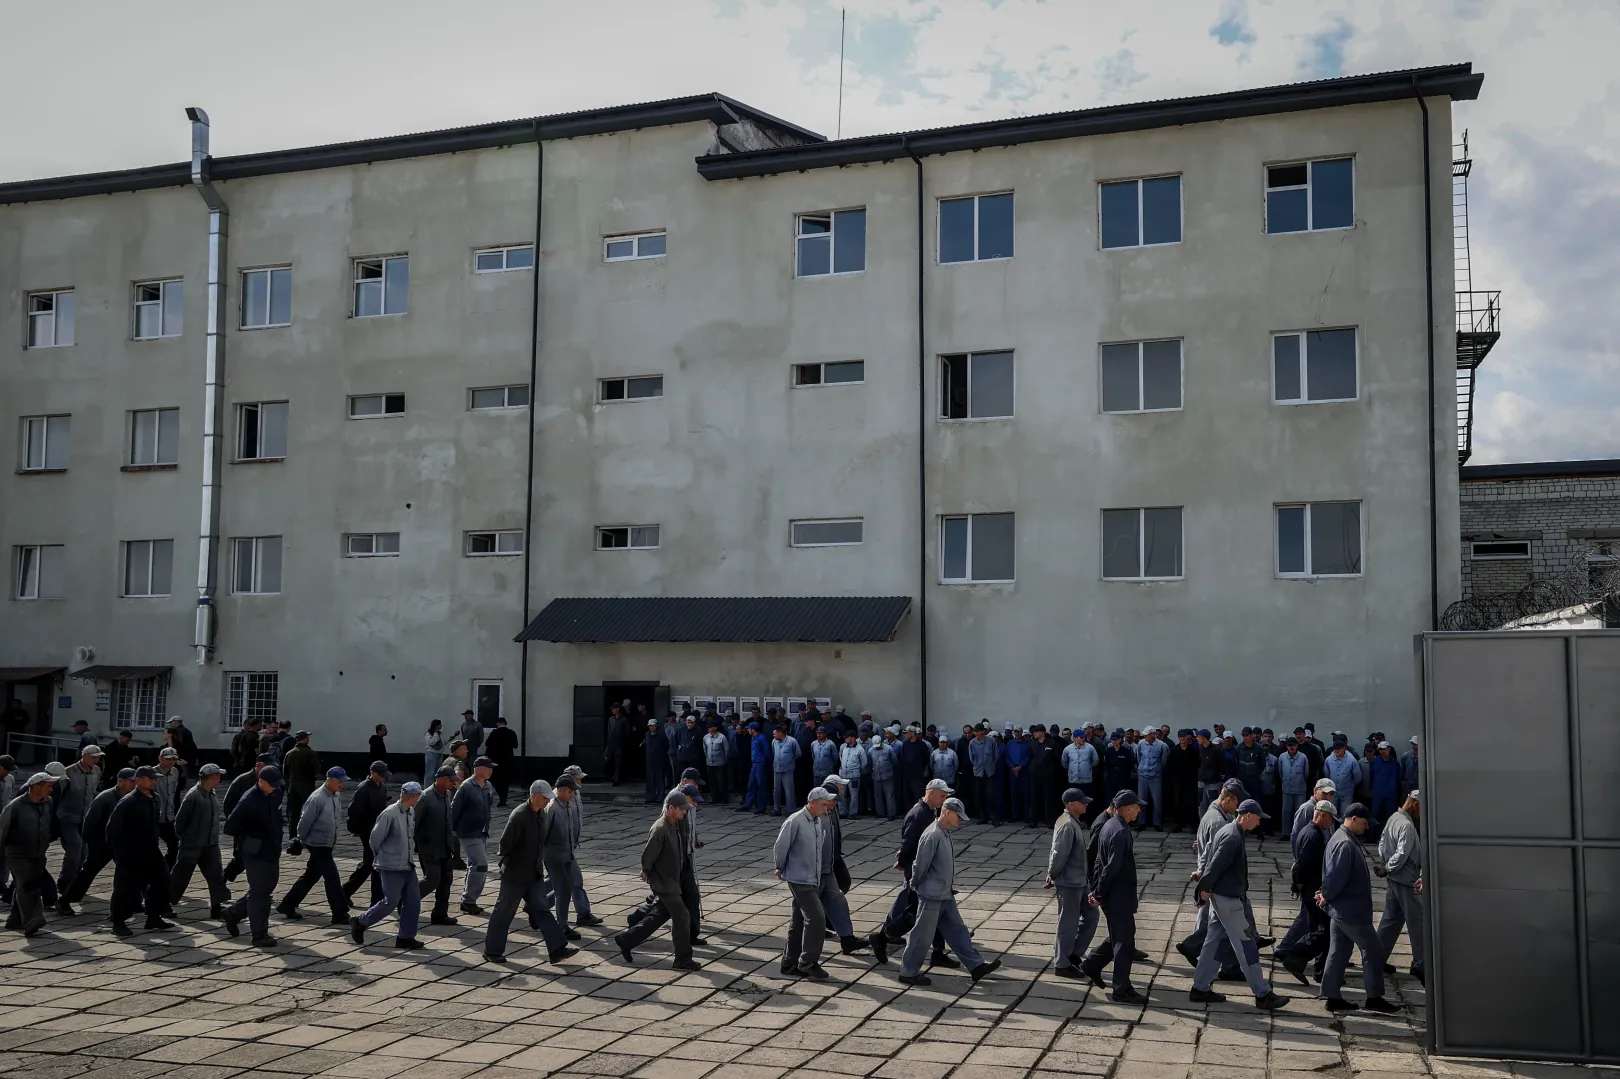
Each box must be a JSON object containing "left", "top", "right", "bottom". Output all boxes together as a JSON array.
[{"left": 1420, "top": 630, "right": 1620, "bottom": 1063}]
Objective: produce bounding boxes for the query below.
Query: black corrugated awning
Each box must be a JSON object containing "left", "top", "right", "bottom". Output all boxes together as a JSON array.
[
  {"left": 0, "top": 667, "right": 64, "bottom": 680},
  {"left": 516, "top": 597, "right": 912, "bottom": 644},
  {"left": 71, "top": 665, "right": 172, "bottom": 681}
]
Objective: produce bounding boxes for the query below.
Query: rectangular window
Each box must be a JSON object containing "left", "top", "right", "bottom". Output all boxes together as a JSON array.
[
  {"left": 353, "top": 255, "right": 409, "bottom": 317},
  {"left": 1266, "top": 158, "right": 1354, "bottom": 234},
  {"left": 1099, "top": 176, "right": 1182, "bottom": 249},
  {"left": 940, "top": 351, "right": 1014, "bottom": 420},
  {"left": 1100, "top": 340, "right": 1183, "bottom": 413},
  {"left": 133, "top": 279, "right": 183, "bottom": 339},
  {"left": 1276, "top": 502, "right": 1362, "bottom": 577},
  {"left": 469, "top": 385, "right": 531, "bottom": 409},
  {"left": 794, "top": 361, "right": 865, "bottom": 387},
  {"left": 225, "top": 671, "right": 279, "bottom": 731},
  {"left": 465, "top": 530, "right": 524, "bottom": 556},
  {"left": 26, "top": 289, "right": 74, "bottom": 348},
  {"left": 939, "top": 193, "right": 1014, "bottom": 263},
  {"left": 240, "top": 266, "right": 292, "bottom": 329},
  {"left": 603, "top": 231, "right": 667, "bottom": 262},
  {"left": 791, "top": 519, "right": 864, "bottom": 547},
  {"left": 597, "top": 525, "right": 661, "bottom": 550},
  {"left": 237, "top": 402, "right": 289, "bottom": 460},
  {"left": 1470, "top": 541, "right": 1531, "bottom": 560},
  {"left": 796, "top": 209, "right": 867, "bottom": 276},
  {"left": 231, "top": 536, "right": 283, "bottom": 594},
  {"left": 129, "top": 408, "right": 180, "bottom": 466},
  {"left": 123, "top": 539, "right": 174, "bottom": 597},
  {"left": 598, "top": 376, "right": 663, "bottom": 402},
  {"left": 344, "top": 532, "right": 401, "bottom": 557},
  {"left": 113, "top": 675, "right": 167, "bottom": 731},
  {"left": 349, "top": 393, "right": 406, "bottom": 419},
  {"left": 20, "top": 415, "right": 71, "bottom": 470},
  {"left": 940, "top": 513, "right": 1015, "bottom": 583},
  {"left": 14, "top": 544, "right": 64, "bottom": 600},
  {"left": 1101, "top": 507, "right": 1184, "bottom": 581},
  {"left": 473, "top": 244, "right": 535, "bottom": 273},
  {"left": 1273, "top": 329, "right": 1357, "bottom": 403}
]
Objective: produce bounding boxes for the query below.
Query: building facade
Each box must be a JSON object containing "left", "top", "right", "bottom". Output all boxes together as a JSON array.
[{"left": 0, "top": 66, "right": 1480, "bottom": 766}]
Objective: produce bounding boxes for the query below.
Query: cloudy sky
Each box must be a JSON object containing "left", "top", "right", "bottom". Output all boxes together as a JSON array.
[{"left": 4, "top": 0, "right": 1615, "bottom": 464}]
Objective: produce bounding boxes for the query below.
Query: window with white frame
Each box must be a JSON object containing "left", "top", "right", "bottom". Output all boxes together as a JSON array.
[
  {"left": 344, "top": 532, "right": 400, "bottom": 557},
  {"left": 133, "top": 279, "right": 183, "bottom": 339},
  {"left": 940, "top": 351, "right": 1014, "bottom": 419},
  {"left": 791, "top": 519, "right": 864, "bottom": 547},
  {"left": 794, "top": 361, "right": 865, "bottom": 387},
  {"left": 940, "top": 513, "right": 1015, "bottom": 583},
  {"left": 466, "top": 530, "right": 524, "bottom": 556},
  {"left": 1102, "top": 507, "right": 1184, "bottom": 580},
  {"left": 129, "top": 408, "right": 180, "bottom": 466},
  {"left": 26, "top": 289, "right": 74, "bottom": 348},
  {"left": 1276, "top": 501, "right": 1362, "bottom": 577},
  {"left": 241, "top": 266, "right": 292, "bottom": 328},
  {"left": 353, "top": 255, "right": 408, "bottom": 317},
  {"left": 123, "top": 539, "right": 174, "bottom": 597},
  {"left": 237, "top": 402, "right": 288, "bottom": 460},
  {"left": 469, "top": 385, "right": 530, "bottom": 409},
  {"left": 1590, "top": 542, "right": 1619, "bottom": 595},
  {"left": 938, "top": 193, "right": 1014, "bottom": 263},
  {"left": 474, "top": 244, "right": 534, "bottom": 273},
  {"left": 20, "top": 414, "right": 71, "bottom": 470},
  {"left": 603, "top": 231, "right": 666, "bottom": 262},
  {"left": 113, "top": 675, "right": 167, "bottom": 731},
  {"left": 1469, "top": 540, "right": 1531, "bottom": 560},
  {"left": 599, "top": 376, "right": 662, "bottom": 402},
  {"left": 1100, "top": 340, "right": 1182, "bottom": 413},
  {"left": 14, "top": 544, "right": 64, "bottom": 600},
  {"left": 1266, "top": 158, "right": 1354, "bottom": 234},
  {"left": 349, "top": 393, "right": 405, "bottom": 418},
  {"left": 232, "top": 536, "right": 283, "bottom": 594},
  {"left": 1273, "top": 328, "right": 1357, "bottom": 403},
  {"left": 597, "top": 525, "right": 660, "bottom": 550},
  {"left": 225, "top": 671, "right": 278, "bottom": 731},
  {"left": 796, "top": 209, "right": 866, "bottom": 276},
  {"left": 1099, "top": 176, "right": 1182, "bottom": 249}
]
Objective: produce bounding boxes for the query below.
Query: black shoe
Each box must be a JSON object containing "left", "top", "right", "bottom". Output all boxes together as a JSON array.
[
  {"left": 277, "top": 906, "right": 303, "bottom": 920},
  {"left": 673, "top": 958, "right": 701, "bottom": 971},
  {"left": 1256, "top": 934, "right": 1275, "bottom": 949},
  {"left": 626, "top": 910, "right": 645, "bottom": 928},
  {"left": 970, "top": 959, "right": 1001, "bottom": 982},
  {"left": 564, "top": 928, "right": 582, "bottom": 941},
  {"left": 460, "top": 903, "right": 485, "bottom": 915},
  {"left": 614, "top": 934, "right": 634, "bottom": 963},
  {"left": 1363, "top": 996, "right": 1400, "bottom": 1014},
  {"left": 1189, "top": 988, "right": 1226, "bottom": 1003},
  {"left": 1175, "top": 940, "right": 1200, "bottom": 966},
  {"left": 329, "top": 914, "right": 351, "bottom": 926},
  {"left": 799, "top": 964, "right": 829, "bottom": 980},
  {"left": 1132, "top": 948, "right": 1150, "bottom": 962},
  {"left": 54, "top": 900, "right": 75, "bottom": 917},
  {"left": 871, "top": 933, "right": 889, "bottom": 965},
  {"left": 548, "top": 946, "right": 579, "bottom": 963},
  {"left": 1080, "top": 963, "right": 1108, "bottom": 990},
  {"left": 287, "top": 841, "right": 303, "bottom": 857},
  {"left": 210, "top": 905, "right": 224, "bottom": 920},
  {"left": 451, "top": 857, "right": 467, "bottom": 871},
  {"left": 781, "top": 958, "right": 798, "bottom": 976},
  {"left": 1256, "top": 991, "right": 1289, "bottom": 1011},
  {"left": 1217, "top": 968, "right": 1246, "bottom": 983},
  {"left": 1111, "top": 988, "right": 1149, "bottom": 1004},
  {"left": 252, "top": 936, "right": 278, "bottom": 949},
  {"left": 1279, "top": 957, "right": 1309, "bottom": 985},
  {"left": 1382, "top": 962, "right": 1398, "bottom": 975},
  {"left": 575, "top": 914, "right": 603, "bottom": 927},
  {"left": 223, "top": 912, "right": 242, "bottom": 938},
  {"left": 1410, "top": 965, "right": 1426, "bottom": 987},
  {"left": 930, "top": 951, "right": 960, "bottom": 969},
  {"left": 428, "top": 913, "right": 458, "bottom": 926},
  {"left": 111, "top": 922, "right": 134, "bottom": 938},
  {"left": 1054, "top": 965, "right": 1085, "bottom": 980},
  {"left": 349, "top": 917, "right": 365, "bottom": 944},
  {"left": 1324, "top": 997, "right": 1359, "bottom": 1013},
  {"left": 394, "top": 937, "right": 425, "bottom": 950},
  {"left": 484, "top": 952, "right": 507, "bottom": 963},
  {"left": 690, "top": 936, "right": 708, "bottom": 946},
  {"left": 898, "top": 974, "right": 931, "bottom": 987},
  {"left": 22, "top": 917, "right": 46, "bottom": 938},
  {"left": 840, "top": 935, "right": 869, "bottom": 956}
]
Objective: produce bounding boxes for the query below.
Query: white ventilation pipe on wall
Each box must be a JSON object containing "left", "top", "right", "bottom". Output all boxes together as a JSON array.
[{"left": 186, "top": 107, "right": 228, "bottom": 666}]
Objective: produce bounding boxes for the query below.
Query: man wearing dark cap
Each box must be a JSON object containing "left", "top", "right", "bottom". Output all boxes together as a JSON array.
[
  {"left": 1101, "top": 729, "right": 1136, "bottom": 814},
  {"left": 1026, "top": 725, "right": 1059, "bottom": 828},
  {"left": 101, "top": 729, "right": 139, "bottom": 777},
  {"left": 1236, "top": 729, "right": 1267, "bottom": 805},
  {"left": 1165, "top": 729, "right": 1198, "bottom": 832},
  {"left": 644, "top": 718, "right": 670, "bottom": 804},
  {"left": 483, "top": 780, "right": 576, "bottom": 964},
  {"left": 1081, "top": 790, "right": 1145, "bottom": 1002},
  {"left": 457, "top": 710, "right": 483, "bottom": 759},
  {"left": 541, "top": 775, "right": 585, "bottom": 934},
  {"left": 106, "top": 766, "right": 173, "bottom": 936},
  {"left": 171, "top": 763, "right": 231, "bottom": 918},
  {"left": 614, "top": 791, "right": 699, "bottom": 970},
  {"left": 965, "top": 723, "right": 999, "bottom": 825},
  {"left": 61, "top": 767, "right": 136, "bottom": 909},
  {"left": 343, "top": 762, "right": 391, "bottom": 908},
  {"left": 1323, "top": 737, "right": 1362, "bottom": 821},
  {"left": 452, "top": 756, "right": 496, "bottom": 915},
  {"left": 280, "top": 730, "right": 321, "bottom": 837},
  {"left": 230, "top": 719, "right": 262, "bottom": 775},
  {"left": 1046, "top": 787, "right": 1097, "bottom": 978},
  {"left": 1191, "top": 799, "right": 1288, "bottom": 1009},
  {"left": 0, "top": 772, "right": 55, "bottom": 935},
  {"left": 1317, "top": 804, "right": 1398, "bottom": 1013},
  {"left": 413, "top": 767, "right": 458, "bottom": 926},
  {"left": 279, "top": 767, "right": 352, "bottom": 925},
  {"left": 221, "top": 765, "right": 285, "bottom": 946},
  {"left": 1278, "top": 736, "right": 1311, "bottom": 826},
  {"left": 701, "top": 718, "right": 731, "bottom": 805},
  {"left": 222, "top": 754, "right": 270, "bottom": 882},
  {"left": 1277, "top": 798, "right": 1337, "bottom": 982}
]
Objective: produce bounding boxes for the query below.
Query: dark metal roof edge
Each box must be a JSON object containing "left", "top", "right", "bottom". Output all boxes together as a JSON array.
[
  {"left": 513, "top": 595, "right": 912, "bottom": 644},
  {"left": 696, "top": 64, "right": 1482, "bottom": 181},
  {"left": 0, "top": 93, "right": 823, "bottom": 206},
  {"left": 1461, "top": 459, "right": 1620, "bottom": 482}
]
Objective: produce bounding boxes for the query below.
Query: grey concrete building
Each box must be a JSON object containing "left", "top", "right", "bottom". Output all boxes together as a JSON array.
[{"left": 0, "top": 65, "right": 1484, "bottom": 771}]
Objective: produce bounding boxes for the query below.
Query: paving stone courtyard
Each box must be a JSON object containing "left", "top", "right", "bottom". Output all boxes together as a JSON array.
[{"left": 0, "top": 798, "right": 1581, "bottom": 1079}]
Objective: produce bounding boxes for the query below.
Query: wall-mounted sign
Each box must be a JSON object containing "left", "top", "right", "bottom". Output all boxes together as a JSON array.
[
  {"left": 95, "top": 691, "right": 110, "bottom": 712},
  {"left": 717, "top": 696, "right": 738, "bottom": 717},
  {"left": 58, "top": 696, "right": 72, "bottom": 709}
]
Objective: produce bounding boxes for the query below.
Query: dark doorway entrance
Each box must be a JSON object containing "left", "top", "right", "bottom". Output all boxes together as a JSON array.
[{"left": 572, "top": 682, "right": 668, "bottom": 784}]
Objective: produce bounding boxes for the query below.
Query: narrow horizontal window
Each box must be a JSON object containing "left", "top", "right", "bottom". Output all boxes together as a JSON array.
[
  {"left": 1099, "top": 176, "right": 1182, "bottom": 250},
  {"left": 940, "top": 513, "right": 1015, "bottom": 583},
  {"left": 469, "top": 385, "right": 531, "bottom": 409},
  {"left": 1266, "top": 158, "right": 1354, "bottom": 234},
  {"left": 599, "top": 376, "right": 663, "bottom": 403},
  {"left": 241, "top": 266, "right": 292, "bottom": 328},
  {"left": 130, "top": 408, "right": 180, "bottom": 466},
  {"left": 465, "top": 530, "right": 524, "bottom": 556},
  {"left": 1277, "top": 501, "right": 1362, "bottom": 578},
  {"left": 597, "top": 525, "right": 661, "bottom": 550},
  {"left": 133, "top": 279, "right": 183, "bottom": 339},
  {"left": 353, "top": 255, "right": 408, "bottom": 317},
  {"left": 939, "top": 192, "right": 1014, "bottom": 264},
  {"left": 237, "top": 402, "right": 289, "bottom": 460},
  {"left": 794, "top": 360, "right": 865, "bottom": 387},
  {"left": 791, "top": 519, "right": 864, "bottom": 547},
  {"left": 349, "top": 393, "right": 406, "bottom": 419},
  {"left": 1470, "top": 541, "right": 1530, "bottom": 560},
  {"left": 604, "top": 231, "right": 666, "bottom": 262},
  {"left": 123, "top": 539, "right": 174, "bottom": 597},
  {"left": 345, "top": 532, "right": 401, "bottom": 557},
  {"left": 796, "top": 208, "right": 867, "bottom": 277},
  {"left": 940, "top": 351, "right": 1014, "bottom": 420},
  {"left": 1273, "top": 329, "right": 1357, "bottom": 404},
  {"left": 1100, "top": 340, "right": 1183, "bottom": 413},
  {"left": 20, "top": 414, "right": 71, "bottom": 470},
  {"left": 473, "top": 244, "right": 535, "bottom": 273},
  {"left": 26, "top": 289, "right": 75, "bottom": 348},
  {"left": 1101, "top": 507, "right": 1184, "bottom": 581}
]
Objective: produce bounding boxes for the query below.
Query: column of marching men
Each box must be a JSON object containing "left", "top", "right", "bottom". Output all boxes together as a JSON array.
[{"left": 0, "top": 721, "right": 1426, "bottom": 1015}]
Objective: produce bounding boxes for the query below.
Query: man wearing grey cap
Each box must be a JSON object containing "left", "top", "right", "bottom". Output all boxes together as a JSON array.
[
  {"left": 280, "top": 767, "right": 353, "bottom": 925},
  {"left": 1046, "top": 787, "right": 1097, "bottom": 979},
  {"left": 170, "top": 763, "right": 231, "bottom": 918},
  {"left": 553, "top": 765, "right": 601, "bottom": 927},
  {"left": 154, "top": 747, "right": 185, "bottom": 867},
  {"left": 1317, "top": 804, "right": 1398, "bottom": 1013},
  {"left": 1375, "top": 790, "right": 1424, "bottom": 985},
  {"left": 774, "top": 786, "right": 835, "bottom": 979},
  {"left": 61, "top": 768, "right": 137, "bottom": 910},
  {"left": 452, "top": 756, "right": 496, "bottom": 916},
  {"left": 815, "top": 775, "right": 879, "bottom": 962},
  {"left": 53, "top": 744, "right": 102, "bottom": 904},
  {"left": 1292, "top": 778, "right": 1337, "bottom": 836},
  {"left": 1190, "top": 799, "right": 1288, "bottom": 1009},
  {"left": 874, "top": 778, "right": 952, "bottom": 964},
  {"left": 896, "top": 795, "right": 997, "bottom": 986},
  {"left": 0, "top": 772, "right": 56, "bottom": 935},
  {"left": 615, "top": 791, "right": 699, "bottom": 970},
  {"left": 541, "top": 775, "right": 585, "bottom": 937},
  {"left": 350, "top": 782, "right": 426, "bottom": 950},
  {"left": 482, "top": 780, "right": 575, "bottom": 963}
]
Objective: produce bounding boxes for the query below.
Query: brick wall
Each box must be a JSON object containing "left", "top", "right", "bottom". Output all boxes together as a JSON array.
[{"left": 1459, "top": 474, "right": 1620, "bottom": 599}]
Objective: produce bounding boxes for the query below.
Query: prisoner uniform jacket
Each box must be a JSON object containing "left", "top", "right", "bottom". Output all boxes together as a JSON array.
[
  {"left": 106, "top": 789, "right": 167, "bottom": 927},
  {"left": 62, "top": 785, "right": 122, "bottom": 902}
]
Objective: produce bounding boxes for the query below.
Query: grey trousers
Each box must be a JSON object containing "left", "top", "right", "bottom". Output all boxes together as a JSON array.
[
  {"left": 226, "top": 856, "right": 279, "bottom": 940},
  {"left": 817, "top": 874, "right": 854, "bottom": 938},
  {"left": 57, "top": 826, "right": 84, "bottom": 892},
  {"left": 1054, "top": 886, "right": 1101, "bottom": 967},
  {"left": 545, "top": 859, "right": 577, "bottom": 925},
  {"left": 772, "top": 773, "right": 796, "bottom": 813},
  {"left": 460, "top": 838, "right": 489, "bottom": 905},
  {"left": 170, "top": 845, "right": 230, "bottom": 906},
  {"left": 900, "top": 897, "right": 984, "bottom": 977},
  {"left": 1281, "top": 791, "right": 1308, "bottom": 824},
  {"left": 1194, "top": 893, "right": 1271, "bottom": 997},
  {"left": 1320, "top": 917, "right": 1386, "bottom": 1000},
  {"left": 785, "top": 881, "right": 826, "bottom": 970},
  {"left": 568, "top": 860, "right": 593, "bottom": 919},
  {"left": 1377, "top": 879, "right": 1425, "bottom": 969},
  {"left": 873, "top": 778, "right": 898, "bottom": 819},
  {"left": 1136, "top": 776, "right": 1163, "bottom": 826}
]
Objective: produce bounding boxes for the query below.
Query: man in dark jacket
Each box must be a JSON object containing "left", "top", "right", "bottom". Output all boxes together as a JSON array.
[
  {"left": 1165, "top": 729, "right": 1199, "bottom": 832},
  {"left": 1317, "top": 804, "right": 1397, "bottom": 1013},
  {"left": 1195, "top": 730, "right": 1226, "bottom": 816},
  {"left": 484, "top": 718, "right": 518, "bottom": 806},
  {"left": 222, "top": 765, "right": 285, "bottom": 947},
  {"left": 482, "top": 780, "right": 575, "bottom": 964},
  {"left": 101, "top": 730, "right": 140, "bottom": 778},
  {"left": 897, "top": 727, "right": 932, "bottom": 810},
  {"left": 1026, "top": 726, "right": 1060, "bottom": 828},
  {"left": 280, "top": 731, "right": 322, "bottom": 837},
  {"left": 0, "top": 772, "right": 56, "bottom": 935},
  {"left": 1101, "top": 730, "right": 1137, "bottom": 809},
  {"left": 368, "top": 725, "right": 389, "bottom": 772},
  {"left": 873, "top": 779, "right": 950, "bottom": 964},
  {"left": 457, "top": 711, "right": 484, "bottom": 759},
  {"left": 451, "top": 758, "right": 495, "bottom": 914},
  {"left": 1237, "top": 729, "right": 1268, "bottom": 800},
  {"left": 613, "top": 791, "right": 698, "bottom": 970},
  {"left": 107, "top": 766, "right": 173, "bottom": 936},
  {"left": 170, "top": 763, "right": 230, "bottom": 918},
  {"left": 604, "top": 704, "right": 629, "bottom": 786},
  {"left": 643, "top": 719, "right": 669, "bottom": 803},
  {"left": 414, "top": 767, "right": 458, "bottom": 926},
  {"left": 1277, "top": 799, "right": 1336, "bottom": 981},
  {"left": 1190, "top": 799, "right": 1287, "bottom": 1010},
  {"left": 343, "top": 762, "right": 390, "bottom": 907},
  {"left": 1081, "top": 791, "right": 1145, "bottom": 1003},
  {"left": 230, "top": 720, "right": 262, "bottom": 775},
  {"left": 62, "top": 768, "right": 137, "bottom": 908},
  {"left": 222, "top": 754, "right": 269, "bottom": 883}
]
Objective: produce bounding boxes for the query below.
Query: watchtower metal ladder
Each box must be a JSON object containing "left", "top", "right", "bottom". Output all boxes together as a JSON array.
[{"left": 1453, "top": 130, "right": 1500, "bottom": 464}]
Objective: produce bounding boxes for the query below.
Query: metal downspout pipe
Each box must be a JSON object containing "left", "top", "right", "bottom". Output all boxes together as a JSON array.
[
  {"left": 1413, "top": 81, "right": 1440, "bottom": 631},
  {"left": 185, "top": 108, "right": 228, "bottom": 665},
  {"left": 904, "top": 138, "right": 929, "bottom": 727}
]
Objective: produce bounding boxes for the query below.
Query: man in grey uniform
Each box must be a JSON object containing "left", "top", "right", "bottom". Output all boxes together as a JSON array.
[
  {"left": 614, "top": 791, "right": 699, "bottom": 970},
  {"left": 1292, "top": 778, "right": 1337, "bottom": 835},
  {"left": 1374, "top": 790, "right": 1424, "bottom": 985},
  {"left": 170, "top": 763, "right": 230, "bottom": 917},
  {"left": 1317, "top": 803, "right": 1399, "bottom": 1013},
  {"left": 1046, "top": 786, "right": 1097, "bottom": 978},
  {"left": 1190, "top": 798, "right": 1288, "bottom": 1009},
  {"left": 896, "top": 796, "right": 1000, "bottom": 987},
  {"left": 54, "top": 744, "right": 102, "bottom": 906},
  {"left": 0, "top": 773, "right": 56, "bottom": 935},
  {"left": 557, "top": 765, "right": 602, "bottom": 926},
  {"left": 541, "top": 775, "right": 585, "bottom": 940},
  {"left": 773, "top": 786, "right": 834, "bottom": 979}
]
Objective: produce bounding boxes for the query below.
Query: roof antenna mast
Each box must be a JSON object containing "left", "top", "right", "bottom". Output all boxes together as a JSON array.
[{"left": 836, "top": 8, "right": 847, "bottom": 139}]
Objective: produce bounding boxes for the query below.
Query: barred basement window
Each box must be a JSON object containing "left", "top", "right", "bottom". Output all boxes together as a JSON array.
[{"left": 225, "top": 671, "right": 278, "bottom": 731}]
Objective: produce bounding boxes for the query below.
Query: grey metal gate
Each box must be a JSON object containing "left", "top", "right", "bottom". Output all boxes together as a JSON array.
[{"left": 1420, "top": 630, "right": 1620, "bottom": 1063}]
